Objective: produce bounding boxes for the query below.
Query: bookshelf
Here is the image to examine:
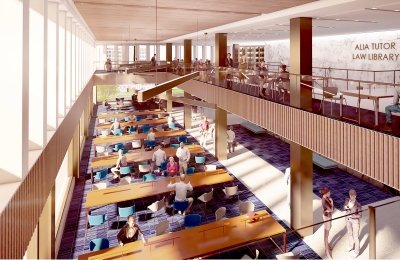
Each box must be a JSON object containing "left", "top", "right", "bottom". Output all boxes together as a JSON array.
[{"left": 238, "top": 46, "right": 265, "bottom": 69}]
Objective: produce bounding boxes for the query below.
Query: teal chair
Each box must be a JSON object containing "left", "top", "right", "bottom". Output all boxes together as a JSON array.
[
  {"left": 114, "top": 129, "right": 122, "bottom": 136},
  {"left": 142, "top": 125, "right": 151, "bottom": 134},
  {"left": 93, "top": 169, "right": 108, "bottom": 183},
  {"left": 184, "top": 214, "right": 202, "bottom": 229},
  {"left": 195, "top": 156, "right": 206, "bottom": 168},
  {"left": 186, "top": 167, "right": 195, "bottom": 175},
  {"left": 117, "top": 205, "right": 136, "bottom": 229},
  {"left": 113, "top": 143, "right": 124, "bottom": 152},
  {"left": 168, "top": 123, "right": 178, "bottom": 130},
  {"left": 159, "top": 161, "right": 168, "bottom": 171},
  {"left": 136, "top": 115, "right": 143, "bottom": 121},
  {"left": 119, "top": 166, "right": 132, "bottom": 177},
  {"left": 172, "top": 201, "right": 189, "bottom": 223},
  {"left": 86, "top": 214, "right": 108, "bottom": 241},
  {"left": 143, "top": 173, "right": 157, "bottom": 182},
  {"left": 185, "top": 142, "right": 194, "bottom": 146},
  {"left": 178, "top": 136, "right": 187, "bottom": 143},
  {"left": 146, "top": 140, "right": 157, "bottom": 148},
  {"left": 124, "top": 116, "right": 129, "bottom": 121},
  {"left": 89, "top": 238, "right": 110, "bottom": 252},
  {"left": 170, "top": 144, "right": 180, "bottom": 148},
  {"left": 128, "top": 126, "right": 136, "bottom": 134},
  {"left": 122, "top": 149, "right": 129, "bottom": 155}
]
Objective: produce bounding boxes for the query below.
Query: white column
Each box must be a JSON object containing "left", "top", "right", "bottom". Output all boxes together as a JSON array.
[
  {"left": 0, "top": 0, "right": 28, "bottom": 183},
  {"left": 28, "top": 0, "right": 46, "bottom": 150},
  {"left": 193, "top": 44, "right": 198, "bottom": 60},
  {"left": 58, "top": 10, "right": 66, "bottom": 118},
  {"left": 65, "top": 16, "right": 71, "bottom": 108},
  {"left": 74, "top": 25, "right": 79, "bottom": 98},
  {"left": 113, "top": 44, "right": 118, "bottom": 63},
  {"left": 156, "top": 44, "right": 160, "bottom": 62},
  {"left": 47, "top": 1, "right": 58, "bottom": 130},
  {"left": 176, "top": 45, "right": 180, "bottom": 59},
  {"left": 103, "top": 44, "right": 107, "bottom": 62},
  {"left": 202, "top": 46, "right": 206, "bottom": 61},
  {"left": 71, "top": 21, "right": 76, "bottom": 102},
  {"left": 121, "top": 45, "right": 127, "bottom": 63},
  {"left": 146, "top": 44, "right": 150, "bottom": 61},
  {"left": 77, "top": 27, "right": 81, "bottom": 94},
  {"left": 134, "top": 44, "right": 139, "bottom": 61},
  {"left": 211, "top": 45, "right": 215, "bottom": 64}
]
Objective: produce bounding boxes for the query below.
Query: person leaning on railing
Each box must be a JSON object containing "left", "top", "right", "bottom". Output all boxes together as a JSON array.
[{"left": 383, "top": 86, "right": 400, "bottom": 131}]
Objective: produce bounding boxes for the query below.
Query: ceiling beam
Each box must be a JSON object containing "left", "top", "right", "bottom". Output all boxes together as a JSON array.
[
  {"left": 137, "top": 72, "right": 199, "bottom": 102},
  {"left": 156, "top": 94, "right": 216, "bottom": 109}
]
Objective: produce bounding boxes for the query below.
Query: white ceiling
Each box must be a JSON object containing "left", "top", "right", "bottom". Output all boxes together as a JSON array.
[{"left": 160, "top": 0, "right": 400, "bottom": 46}]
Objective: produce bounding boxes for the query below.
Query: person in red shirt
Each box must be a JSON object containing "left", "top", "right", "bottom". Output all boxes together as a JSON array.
[
  {"left": 166, "top": 156, "right": 178, "bottom": 177},
  {"left": 199, "top": 117, "right": 210, "bottom": 147}
]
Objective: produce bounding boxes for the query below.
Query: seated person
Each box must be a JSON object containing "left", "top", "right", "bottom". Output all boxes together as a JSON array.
[
  {"left": 111, "top": 149, "right": 128, "bottom": 179},
  {"left": 117, "top": 215, "right": 146, "bottom": 246},
  {"left": 168, "top": 115, "right": 174, "bottom": 125},
  {"left": 116, "top": 98, "right": 124, "bottom": 105},
  {"left": 147, "top": 128, "right": 156, "bottom": 141},
  {"left": 110, "top": 118, "right": 122, "bottom": 134},
  {"left": 128, "top": 113, "right": 137, "bottom": 122},
  {"left": 384, "top": 86, "right": 400, "bottom": 131},
  {"left": 166, "top": 156, "right": 178, "bottom": 177},
  {"left": 152, "top": 146, "right": 166, "bottom": 172},
  {"left": 102, "top": 100, "right": 111, "bottom": 110},
  {"left": 167, "top": 174, "right": 193, "bottom": 215}
]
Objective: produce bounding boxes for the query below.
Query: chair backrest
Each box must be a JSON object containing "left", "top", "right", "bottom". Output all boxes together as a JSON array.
[
  {"left": 114, "top": 143, "right": 124, "bottom": 150},
  {"left": 148, "top": 197, "right": 165, "bottom": 212},
  {"left": 139, "top": 164, "right": 151, "bottom": 173},
  {"left": 170, "top": 144, "right": 180, "bottom": 149},
  {"left": 142, "top": 125, "right": 151, "bottom": 133},
  {"left": 146, "top": 140, "right": 156, "bottom": 147},
  {"left": 89, "top": 238, "right": 110, "bottom": 252},
  {"left": 276, "top": 252, "right": 300, "bottom": 259},
  {"left": 186, "top": 167, "right": 195, "bottom": 175},
  {"left": 195, "top": 156, "right": 206, "bottom": 164},
  {"left": 114, "top": 129, "right": 122, "bottom": 136},
  {"left": 143, "top": 173, "right": 157, "bottom": 182},
  {"left": 215, "top": 207, "right": 226, "bottom": 221},
  {"left": 92, "top": 182, "right": 107, "bottom": 190},
  {"left": 118, "top": 205, "right": 135, "bottom": 218},
  {"left": 239, "top": 201, "right": 255, "bottom": 215},
  {"left": 119, "top": 166, "right": 132, "bottom": 175},
  {"left": 225, "top": 185, "right": 238, "bottom": 196},
  {"left": 119, "top": 176, "right": 131, "bottom": 185},
  {"left": 99, "top": 118, "right": 106, "bottom": 124},
  {"left": 96, "top": 169, "right": 108, "bottom": 179},
  {"left": 160, "top": 161, "right": 168, "bottom": 170},
  {"left": 205, "top": 164, "right": 216, "bottom": 171},
  {"left": 163, "top": 138, "right": 171, "bottom": 145},
  {"left": 147, "top": 115, "right": 153, "bottom": 119},
  {"left": 124, "top": 116, "right": 129, "bottom": 121},
  {"left": 101, "top": 129, "right": 110, "bottom": 136},
  {"left": 323, "top": 86, "right": 338, "bottom": 98},
  {"left": 129, "top": 126, "right": 136, "bottom": 133},
  {"left": 178, "top": 136, "right": 187, "bottom": 143},
  {"left": 88, "top": 214, "right": 107, "bottom": 226},
  {"left": 132, "top": 141, "right": 142, "bottom": 149},
  {"left": 203, "top": 188, "right": 214, "bottom": 202},
  {"left": 136, "top": 115, "right": 142, "bottom": 121},
  {"left": 184, "top": 214, "right": 202, "bottom": 228},
  {"left": 173, "top": 200, "right": 189, "bottom": 211},
  {"left": 96, "top": 145, "right": 106, "bottom": 153},
  {"left": 168, "top": 123, "right": 176, "bottom": 129},
  {"left": 156, "top": 124, "right": 163, "bottom": 130},
  {"left": 155, "top": 220, "right": 170, "bottom": 236}
]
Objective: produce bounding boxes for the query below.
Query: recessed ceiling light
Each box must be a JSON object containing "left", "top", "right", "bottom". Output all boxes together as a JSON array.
[
  {"left": 371, "top": 7, "right": 377, "bottom": 9},
  {"left": 395, "top": 9, "right": 400, "bottom": 11},
  {"left": 284, "top": 30, "right": 288, "bottom": 31},
  {"left": 275, "top": 33, "right": 279, "bottom": 35},
  {"left": 316, "top": 18, "right": 320, "bottom": 20},
  {"left": 354, "top": 20, "right": 359, "bottom": 22},
  {"left": 257, "top": 36, "right": 260, "bottom": 37},
  {"left": 262, "top": 33, "right": 265, "bottom": 34},
  {"left": 335, "top": 19, "right": 340, "bottom": 21}
]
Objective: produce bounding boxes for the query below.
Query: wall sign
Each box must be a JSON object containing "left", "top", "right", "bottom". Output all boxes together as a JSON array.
[{"left": 352, "top": 42, "right": 399, "bottom": 60}]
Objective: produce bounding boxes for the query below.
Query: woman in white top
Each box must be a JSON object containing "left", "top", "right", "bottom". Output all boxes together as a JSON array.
[
  {"left": 111, "top": 149, "right": 128, "bottom": 179},
  {"left": 168, "top": 115, "right": 174, "bottom": 125},
  {"left": 128, "top": 114, "right": 137, "bottom": 122},
  {"left": 110, "top": 118, "right": 121, "bottom": 134},
  {"left": 227, "top": 125, "right": 236, "bottom": 153}
]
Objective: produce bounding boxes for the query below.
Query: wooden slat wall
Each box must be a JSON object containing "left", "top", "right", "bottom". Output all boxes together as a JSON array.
[
  {"left": 0, "top": 76, "right": 95, "bottom": 259},
  {"left": 179, "top": 80, "right": 400, "bottom": 190}
]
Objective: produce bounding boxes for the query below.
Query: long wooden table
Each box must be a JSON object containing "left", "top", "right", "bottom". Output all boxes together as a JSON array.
[
  {"left": 95, "top": 118, "right": 167, "bottom": 129},
  {"left": 97, "top": 109, "right": 165, "bottom": 119},
  {"left": 78, "top": 210, "right": 286, "bottom": 260},
  {"left": 94, "top": 129, "right": 186, "bottom": 145}
]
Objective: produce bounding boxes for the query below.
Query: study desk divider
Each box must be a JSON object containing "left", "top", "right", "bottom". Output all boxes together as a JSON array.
[
  {"left": 78, "top": 210, "right": 287, "bottom": 260},
  {"left": 97, "top": 109, "right": 165, "bottom": 119}
]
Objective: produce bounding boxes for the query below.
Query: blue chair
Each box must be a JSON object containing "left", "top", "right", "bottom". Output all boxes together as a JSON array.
[
  {"left": 195, "top": 156, "right": 206, "bottom": 168},
  {"left": 186, "top": 167, "right": 195, "bottom": 175},
  {"left": 113, "top": 143, "right": 124, "bottom": 152},
  {"left": 170, "top": 144, "right": 180, "bottom": 148},
  {"left": 142, "top": 125, "right": 151, "bottom": 134},
  {"left": 119, "top": 166, "right": 132, "bottom": 177},
  {"left": 124, "top": 116, "right": 129, "bottom": 121},
  {"left": 86, "top": 214, "right": 108, "bottom": 240},
  {"left": 117, "top": 205, "right": 136, "bottom": 229},
  {"left": 93, "top": 168, "right": 108, "bottom": 183},
  {"left": 146, "top": 140, "right": 156, "bottom": 148},
  {"left": 163, "top": 170, "right": 168, "bottom": 177},
  {"left": 89, "top": 238, "right": 110, "bottom": 252},
  {"left": 128, "top": 126, "right": 136, "bottom": 134},
  {"left": 168, "top": 123, "right": 178, "bottom": 130},
  {"left": 114, "top": 129, "right": 122, "bottom": 136},
  {"left": 159, "top": 161, "right": 168, "bottom": 171},
  {"left": 136, "top": 115, "right": 142, "bottom": 121},
  {"left": 172, "top": 201, "right": 189, "bottom": 222},
  {"left": 143, "top": 173, "right": 157, "bottom": 182},
  {"left": 178, "top": 136, "right": 187, "bottom": 143},
  {"left": 185, "top": 142, "right": 194, "bottom": 146},
  {"left": 184, "top": 214, "right": 202, "bottom": 229},
  {"left": 122, "top": 149, "right": 129, "bottom": 155}
]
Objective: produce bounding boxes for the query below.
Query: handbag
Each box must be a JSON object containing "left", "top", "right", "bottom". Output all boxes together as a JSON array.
[{"left": 233, "top": 140, "right": 238, "bottom": 147}]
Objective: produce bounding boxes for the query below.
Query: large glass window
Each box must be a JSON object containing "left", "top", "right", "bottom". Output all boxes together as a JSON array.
[
  {"left": 180, "top": 46, "right": 184, "bottom": 60},
  {"left": 129, "top": 46, "right": 134, "bottom": 62},
  {"left": 106, "top": 45, "right": 114, "bottom": 60},
  {"left": 160, "top": 45, "right": 166, "bottom": 61},
  {"left": 139, "top": 45, "right": 146, "bottom": 60},
  {"left": 149, "top": 45, "right": 156, "bottom": 57},
  {"left": 118, "top": 46, "right": 122, "bottom": 62}
]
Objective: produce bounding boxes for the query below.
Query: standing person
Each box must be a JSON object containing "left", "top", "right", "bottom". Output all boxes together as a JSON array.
[
  {"left": 151, "top": 54, "right": 157, "bottom": 66},
  {"left": 117, "top": 215, "right": 146, "bottom": 246},
  {"left": 238, "top": 54, "right": 246, "bottom": 84},
  {"left": 104, "top": 58, "right": 112, "bottom": 72},
  {"left": 225, "top": 53, "right": 234, "bottom": 90},
  {"left": 152, "top": 146, "right": 166, "bottom": 172},
  {"left": 176, "top": 142, "right": 190, "bottom": 174},
  {"left": 167, "top": 174, "right": 194, "bottom": 215},
  {"left": 320, "top": 187, "right": 334, "bottom": 260},
  {"left": 166, "top": 156, "right": 178, "bottom": 177},
  {"left": 257, "top": 61, "right": 269, "bottom": 97},
  {"left": 224, "top": 53, "right": 233, "bottom": 67},
  {"left": 191, "top": 105, "right": 198, "bottom": 120},
  {"left": 227, "top": 125, "right": 236, "bottom": 153},
  {"left": 199, "top": 117, "right": 210, "bottom": 147},
  {"left": 276, "top": 64, "right": 290, "bottom": 100},
  {"left": 284, "top": 167, "right": 291, "bottom": 206},
  {"left": 111, "top": 149, "right": 128, "bottom": 179},
  {"left": 344, "top": 189, "right": 362, "bottom": 258},
  {"left": 383, "top": 86, "right": 400, "bottom": 131},
  {"left": 193, "top": 58, "right": 198, "bottom": 71}
]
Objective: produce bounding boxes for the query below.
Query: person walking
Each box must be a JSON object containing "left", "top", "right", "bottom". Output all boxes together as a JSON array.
[
  {"left": 151, "top": 54, "right": 157, "bottom": 66},
  {"left": 199, "top": 117, "right": 210, "bottom": 147},
  {"left": 320, "top": 187, "right": 334, "bottom": 260},
  {"left": 227, "top": 125, "right": 236, "bottom": 153},
  {"left": 176, "top": 142, "right": 190, "bottom": 174},
  {"left": 344, "top": 189, "right": 362, "bottom": 258}
]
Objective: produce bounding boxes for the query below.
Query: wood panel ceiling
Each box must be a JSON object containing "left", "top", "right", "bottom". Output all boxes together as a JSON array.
[{"left": 73, "top": 0, "right": 317, "bottom": 42}]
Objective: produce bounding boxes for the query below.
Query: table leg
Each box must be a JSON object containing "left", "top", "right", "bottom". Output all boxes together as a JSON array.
[
  {"left": 374, "top": 99, "right": 379, "bottom": 126},
  {"left": 283, "top": 232, "right": 287, "bottom": 253},
  {"left": 91, "top": 168, "right": 94, "bottom": 184}
]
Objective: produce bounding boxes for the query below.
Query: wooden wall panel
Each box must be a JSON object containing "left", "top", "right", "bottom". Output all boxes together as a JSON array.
[
  {"left": 179, "top": 80, "right": 400, "bottom": 191},
  {"left": 0, "top": 76, "right": 95, "bottom": 259}
]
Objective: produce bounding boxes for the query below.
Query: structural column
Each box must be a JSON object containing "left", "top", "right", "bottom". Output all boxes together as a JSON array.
[
  {"left": 202, "top": 46, "right": 206, "bottom": 61},
  {"left": 289, "top": 17, "right": 313, "bottom": 237},
  {"left": 166, "top": 43, "right": 172, "bottom": 64},
  {"left": 47, "top": 1, "right": 58, "bottom": 131},
  {"left": 214, "top": 107, "right": 227, "bottom": 160},
  {"left": 113, "top": 44, "right": 119, "bottom": 63},
  {"left": 232, "top": 44, "right": 239, "bottom": 63},
  {"left": 183, "top": 92, "right": 192, "bottom": 129},
  {"left": 184, "top": 39, "right": 192, "bottom": 70},
  {"left": 71, "top": 22, "right": 76, "bottom": 102},
  {"left": 65, "top": 16, "right": 72, "bottom": 109},
  {"left": 58, "top": 10, "right": 66, "bottom": 117},
  {"left": 214, "top": 33, "right": 227, "bottom": 85}
]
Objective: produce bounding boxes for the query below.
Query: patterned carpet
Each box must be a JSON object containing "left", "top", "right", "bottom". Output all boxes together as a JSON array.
[
  {"left": 232, "top": 125, "right": 394, "bottom": 211},
  {"left": 57, "top": 105, "right": 320, "bottom": 259}
]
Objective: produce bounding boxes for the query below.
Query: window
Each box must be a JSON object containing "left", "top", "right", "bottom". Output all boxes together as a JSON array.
[
  {"left": 118, "top": 46, "right": 122, "bottom": 62},
  {"left": 149, "top": 45, "right": 156, "bottom": 58},
  {"left": 206, "top": 46, "right": 211, "bottom": 60},
  {"left": 197, "top": 46, "right": 202, "bottom": 60},
  {"left": 129, "top": 46, "right": 134, "bottom": 62},
  {"left": 106, "top": 45, "right": 114, "bottom": 60},
  {"left": 172, "top": 46, "right": 175, "bottom": 59},
  {"left": 159, "top": 45, "right": 166, "bottom": 61},
  {"left": 180, "top": 46, "right": 184, "bottom": 59},
  {"left": 139, "top": 45, "right": 146, "bottom": 61}
]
